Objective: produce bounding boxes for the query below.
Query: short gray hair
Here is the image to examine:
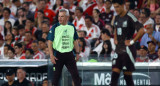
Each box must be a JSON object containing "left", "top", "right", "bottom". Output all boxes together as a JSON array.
[{"left": 59, "top": 9, "right": 69, "bottom": 16}]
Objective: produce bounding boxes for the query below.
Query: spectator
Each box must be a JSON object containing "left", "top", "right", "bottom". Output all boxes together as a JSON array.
[
  {"left": 0, "top": 33, "right": 4, "bottom": 59},
  {"left": 41, "top": 21, "right": 50, "bottom": 33},
  {"left": 92, "top": 9, "right": 105, "bottom": 30},
  {"left": 35, "top": 10, "right": 45, "bottom": 29},
  {"left": 0, "top": 7, "right": 15, "bottom": 26},
  {"left": 155, "top": 13, "right": 160, "bottom": 32},
  {"left": 0, "top": 3, "right": 3, "bottom": 19},
  {"left": 52, "top": 0, "right": 63, "bottom": 13},
  {"left": 81, "top": 16, "right": 100, "bottom": 47},
  {"left": 147, "top": 41, "right": 158, "bottom": 61},
  {"left": 3, "top": 44, "right": 12, "bottom": 59},
  {"left": 93, "top": 0, "right": 106, "bottom": 13},
  {"left": 11, "top": 0, "right": 22, "bottom": 17},
  {"left": 42, "top": 78, "right": 48, "bottom": 86},
  {"left": 8, "top": 47, "right": 16, "bottom": 59},
  {"left": 24, "top": 31, "right": 33, "bottom": 49},
  {"left": 14, "top": 43, "right": 26, "bottom": 59},
  {"left": 136, "top": 45, "right": 149, "bottom": 62},
  {"left": 99, "top": 40, "right": 113, "bottom": 61},
  {"left": 1, "top": 69, "right": 16, "bottom": 86},
  {"left": 139, "top": 8, "right": 154, "bottom": 27},
  {"left": 25, "top": 18, "right": 37, "bottom": 36},
  {"left": 78, "top": 37, "right": 90, "bottom": 62},
  {"left": 133, "top": 9, "right": 140, "bottom": 20},
  {"left": 22, "top": 2, "right": 34, "bottom": 19},
  {"left": 38, "top": 38, "right": 47, "bottom": 52},
  {"left": 35, "top": 0, "right": 56, "bottom": 24},
  {"left": 18, "top": 25, "right": 25, "bottom": 42},
  {"left": 25, "top": 48, "right": 34, "bottom": 59},
  {"left": 31, "top": 40, "right": 45, "bottom": 59},
  {"left": 12, "top": 26, "right": 19, "bottom": 42},
  {"left": 140, "top": 21, "right": 160, "bottom": 51},
  {"left": 16, "top": 67, "right": 34, "bottom": 86},
  {"left": 5, "top": 33, "right": 15, "bottom": 47},
  {"left": 153, "top": 47, "right": 160, "bottom": 62},
  {"left": 72, "top": 7, "right": 85, "bottom": 31},
  {"left": 93, "top": 29, "right": 115, "bottom": 57},
  {"left": 14, "top": 8, "right": 27, "bottom": 26},
  {"left": 44, "top": 47, "right": 50, "bottom": 59},
  {"left": 4, "top": 21, "right": 12, "bottom": 37},
  {"left": 100, "top": 0, "right": 114, "bottom": 24},
  {"left": 145, "top": 0, "right": 159, "bottom": 12}
]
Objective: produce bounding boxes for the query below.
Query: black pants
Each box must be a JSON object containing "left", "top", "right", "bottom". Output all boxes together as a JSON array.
[{"left": 52, "top": 51, "right": 81, "bottom": 86}]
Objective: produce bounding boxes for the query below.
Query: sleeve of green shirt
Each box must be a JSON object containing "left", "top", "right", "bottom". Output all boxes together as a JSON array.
[{"left": 47, "top": 23, "right": 59, "bottom": 41}]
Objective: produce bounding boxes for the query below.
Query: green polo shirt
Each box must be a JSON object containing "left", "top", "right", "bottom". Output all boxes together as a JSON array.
[{"left": 47, "top": 22, "right": 78, "bottom": 53}]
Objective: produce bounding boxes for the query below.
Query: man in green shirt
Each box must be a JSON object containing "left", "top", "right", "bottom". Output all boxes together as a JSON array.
[{"left": 47, "top": 8, "right": 81, "bottom": 86}]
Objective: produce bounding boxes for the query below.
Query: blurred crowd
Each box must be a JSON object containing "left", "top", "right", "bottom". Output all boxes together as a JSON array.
[{"left": 0, "top": 0, "right": 159, "bottom": 62}]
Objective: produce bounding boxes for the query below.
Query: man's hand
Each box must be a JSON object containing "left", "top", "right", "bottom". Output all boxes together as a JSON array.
[
  {"left": 50, "top": 54, "right": 58, "bottom": 64},
  {"left": 125, "top": 40, "right": 131, "bottom": 46},
  {"left": 76, "top": 54, "right": 80, "bottom": 62}
]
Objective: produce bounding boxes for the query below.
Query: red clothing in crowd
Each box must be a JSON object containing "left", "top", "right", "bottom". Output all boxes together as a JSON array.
[
  {"left": 33, "top": 51, "right": 45, "bottom": 59},
  {"left": 35, "top": 8, "right": 56, "bottom": 24}
]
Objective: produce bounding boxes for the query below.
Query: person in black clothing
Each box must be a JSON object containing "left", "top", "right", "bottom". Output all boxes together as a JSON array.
[
  {"left": 15, "top": 68, "right": 33, "bottom": 86},
  {"left": 110, "top": 0, "right": 146, "bottom": 86},
  {"left": 1, "top": 69, "right": 17, "bottom": 86}
]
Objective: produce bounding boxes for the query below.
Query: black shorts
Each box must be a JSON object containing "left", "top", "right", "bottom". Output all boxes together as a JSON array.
[{"left": 112, "top": 45, "right": 136, "bottom": 72}]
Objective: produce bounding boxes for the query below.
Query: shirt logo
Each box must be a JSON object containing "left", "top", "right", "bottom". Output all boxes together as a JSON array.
[
  {"left": 123, "top": 21, "right": 127, "bottom": 27},
  {"left": 45, "top": 12, "right": 49, "bottom": 16},
  {"left": 49, "top": 30, "right": 52, "bottom": 33}
]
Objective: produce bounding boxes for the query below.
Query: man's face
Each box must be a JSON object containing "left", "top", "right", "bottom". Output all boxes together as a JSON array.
[
  {"left": 17, "top": 69, "right": 25, "bottom": 80},
  {"left": 148, "top": 43, "right": 156, "bottom": 52},
  {"left": 25, "top": 20, "right": 32, "bottom": 27},
  {"left": 22, "top": 4, "right": 29, "bottom": 11},
  {"left": 8, "top": 50, "right": 14, "bottom": 58},
  {"left": 155, "top": 15, "right": 160, "bottom": 24},
  {"left": 125, "top": 2, "right": 130, "bottom": 11},
  {"left": 14, "top": 46, "right": 21, "bottom": 54},
  {"left": 25, "top": 33, "right": 32, "bottom": 41},
  {"left": 140, "top": 49, "right": 148, "bottom": 57},
  {"left": 75, "top": 10, "right": 82, "bottom": 18},
  {"left": 101, "top": 33, "right": 107, "bottom": 41},
  {"left": 3, "top": 10, "right": 10, "bottom": 19},
  {"left": 38, "top": 41, "right": 46, "bottom": 50},
  {"left": 6, "top": 74, "right": 15, "bottom": 82},
  {"left": 31, "top": 43, "right": 39, "bottom": 52},
  {"left": 19, "top": 29, "right": 25, "bottom": 36},
  {"left": 85, "top": 19, "right": 92, "bottom": 28},
  {"left": 133, "top": 10, "right": 140, "bottom": 19},
  {"left": 113, "top": 3, "right": 124, "bottom": 16},
  {"left": 139, "top": 13, "right": 147, "bottom": 24},
  {"left": 58, "top": 12, "right": 68, "bottom": 25},
  {"left": 38, "top": 1, "right": 46, "bottom": 10},
  {"left": 105, "top": 1, "right": 111, "bottom": 9},
  {"left": 41, "top": 24, "right": 49, "bottom": 33},
  {"left": 18, "top": 9, "right": 24, "bottom": 17}
]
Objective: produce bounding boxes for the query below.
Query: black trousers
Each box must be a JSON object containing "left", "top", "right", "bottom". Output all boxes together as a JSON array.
[{"left": 52, "top": 51, "right": 81, "bottom": 86}]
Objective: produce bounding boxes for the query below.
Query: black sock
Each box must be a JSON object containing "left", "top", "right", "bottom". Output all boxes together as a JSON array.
[
  {"left": 124, "top": 74, "right": 134, "bottom": 86},
  {"left": 110, "top": 71, "right": 120, "bottom": 86}
]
